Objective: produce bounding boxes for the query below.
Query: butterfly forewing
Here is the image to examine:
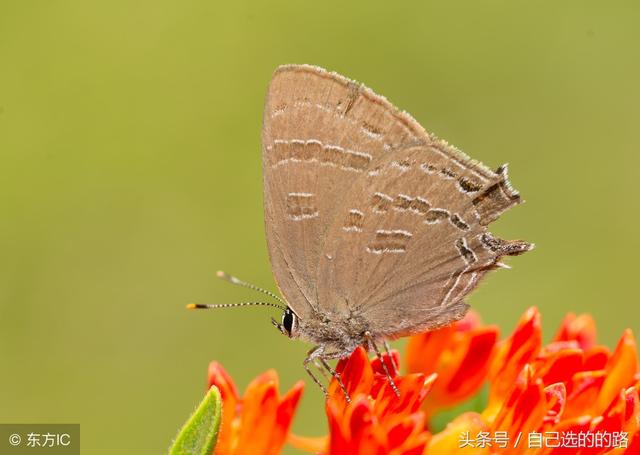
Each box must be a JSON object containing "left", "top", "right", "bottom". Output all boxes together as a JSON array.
[{"left": 263, "top": 65, "right": 429, "bottom": 317}]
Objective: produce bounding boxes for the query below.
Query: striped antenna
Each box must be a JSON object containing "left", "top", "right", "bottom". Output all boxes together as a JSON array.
[
  {"left": 186, "top": 301, "right": 286, "bottom": 311},
  {"left": 216, "top": 270, "right": 286, "bottom": 305}
]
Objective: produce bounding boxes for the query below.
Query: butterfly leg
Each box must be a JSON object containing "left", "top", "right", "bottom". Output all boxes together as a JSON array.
[
  {"left": 365, "top": 331, "right": 400, "bottom": 397},
  {"left": 304, "top": 346, "right": 329, "bottom": 397},
  {"left": 383, "top": 339, "right": 399, "bottom": 376},
  {"left": 313, "top": 359, "right": 331, "bottom": 381},
  {"left": 318, "top": 357, "right": 351, "bottom": 404}
]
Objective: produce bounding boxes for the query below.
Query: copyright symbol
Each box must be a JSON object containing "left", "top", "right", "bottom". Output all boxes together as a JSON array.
[{"left": 9, "top": 433, "right": 21, "bottom": 446}]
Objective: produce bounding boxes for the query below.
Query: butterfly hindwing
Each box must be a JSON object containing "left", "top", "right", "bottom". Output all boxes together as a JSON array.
[{"left": 317, "top": 143, "right": 531, "bottom": 338}]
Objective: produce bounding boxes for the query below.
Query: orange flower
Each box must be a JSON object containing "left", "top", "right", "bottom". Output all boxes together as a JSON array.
[
  {"left": 430, "top": 307, "right": 640, "bottom": 454},
  {"left": 204, "top": 308, "right": 640, "bottom": 455},
  {"left": 327, "top": 347, "right": 436, "bottom": 455},
  {"left": 406, "top": 311, "right": 499, "bottom": 416},
  {"left": 292, "top": 346, "right": 436, "bottom": 455},
  {"left": 207, "top": 362, "right": 304, "bottom": 455}
]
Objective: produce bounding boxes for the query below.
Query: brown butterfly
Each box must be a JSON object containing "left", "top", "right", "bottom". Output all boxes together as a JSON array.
[{"left": 191, "top": 64, "right": 532, "bottom": 400}]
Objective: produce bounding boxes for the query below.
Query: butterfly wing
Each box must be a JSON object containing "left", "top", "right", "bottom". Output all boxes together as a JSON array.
[
  {"left": 263, "top": 64, "right": 446, "bottom": 318},
  {"left": 316, "top": 142, "right": 532, "bottom": 338},
  {"left": 263, "top": 64, "right": 531, "bottom": 332}
]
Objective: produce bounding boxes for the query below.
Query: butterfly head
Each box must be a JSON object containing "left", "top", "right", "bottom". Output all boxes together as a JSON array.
[{"left": 272, "top": 306, "right": 298, "bottom": 338}]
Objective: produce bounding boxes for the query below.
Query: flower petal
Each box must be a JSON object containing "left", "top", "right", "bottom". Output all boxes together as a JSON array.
[
  {"left": 373, "top": 373, "right": 435, "bottom": 418},
  {"left": 553, "top": 313, "right": 597, "bottom": 349},
  {"left": 407, "top": 325, "right": 456, "bottom": 376},
  {"left": 485, "top": 307, "right": 542, "bottom": 420},
  {"left": 445, "top": 328, "right": 498, "bottom": 399},
  {"left": 287, "top": 434, "right": 327, "bottom": 453},
  {"left": 371, "top": 349, "right": 401, "bottom": 378},
  {"left": 533, "top": 347, "right": 584, "bottom": 386},
  {"left": 219, "top": 369, "right": 304, "bottom": 455},
  {"left": 490, "top": 365, "right": 547, "bottom": 446},
  {"left": 427, "top": 412, "right": 489, "bottom": 455},
  {"left": 330, "top": 346, "right": 374, "bottom": 410},
  {"left": 543, "top": 382, "right": 566, "bottom": 426},
  {"left": 406, "top": 311, "right": 497, "bottom": 415},
  {"left": 207, "top": 361, "right": 239, "bottom": 403},
  {"left": 564, "top": 370, "right": 606, "bottom": 419},
  {"left": 234, "top": 375, "right": 279, "bottom": 454},
  {"left": 268, "top": 381, "right": 304, "bottom": 455},
  {"left": 207, "top": 362, "right": 239, "bottom": 455},
  {"left": 596, "top": 330, "right": 637, "bottom": 414}
]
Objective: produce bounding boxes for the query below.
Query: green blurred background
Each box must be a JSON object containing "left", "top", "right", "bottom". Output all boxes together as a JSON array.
[{"left": 1, "top": 1, "right": 638, "bottom": 453}]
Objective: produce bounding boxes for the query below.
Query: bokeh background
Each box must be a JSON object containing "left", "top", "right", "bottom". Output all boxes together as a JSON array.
[{"left": 1, "top": 1, "right": 639, "bottom": 453}]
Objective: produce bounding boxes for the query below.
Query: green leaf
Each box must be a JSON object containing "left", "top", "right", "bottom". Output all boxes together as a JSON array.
[{"left": 169, "top": 386, "right": 222, "bottom": 455}]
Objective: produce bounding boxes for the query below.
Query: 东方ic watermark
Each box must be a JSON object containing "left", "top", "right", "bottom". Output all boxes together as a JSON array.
[{"left": 1, "top": 424, "right": 79, "bottom": 454}]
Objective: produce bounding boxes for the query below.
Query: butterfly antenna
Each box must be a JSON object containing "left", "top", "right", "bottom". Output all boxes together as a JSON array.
[
  {"left": 186, "top": 301, "right": 286, "bottom": 311},
  {"left": 216, "top": 270, "right": 286, "bottom": 305}
]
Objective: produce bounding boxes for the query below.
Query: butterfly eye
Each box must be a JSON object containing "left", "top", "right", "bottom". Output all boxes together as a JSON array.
[{"left": 281, "top": 308, "right": 296, "bottom": 337}]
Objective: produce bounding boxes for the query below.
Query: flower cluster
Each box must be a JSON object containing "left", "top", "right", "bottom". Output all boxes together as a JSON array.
[
  {"left": 323, "top": 347, "right": 435, "bottom": 454},
  {"left": 418, "top": 308, "right": 640, "bottom": 454},
  {"left": 204, "top": 308, "right": 640, "bottom": 454}
]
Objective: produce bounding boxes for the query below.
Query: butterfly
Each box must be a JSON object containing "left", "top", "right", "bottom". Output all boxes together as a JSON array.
[{"left": 191, "top": 64, "right": 532, "bottom": 400}]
